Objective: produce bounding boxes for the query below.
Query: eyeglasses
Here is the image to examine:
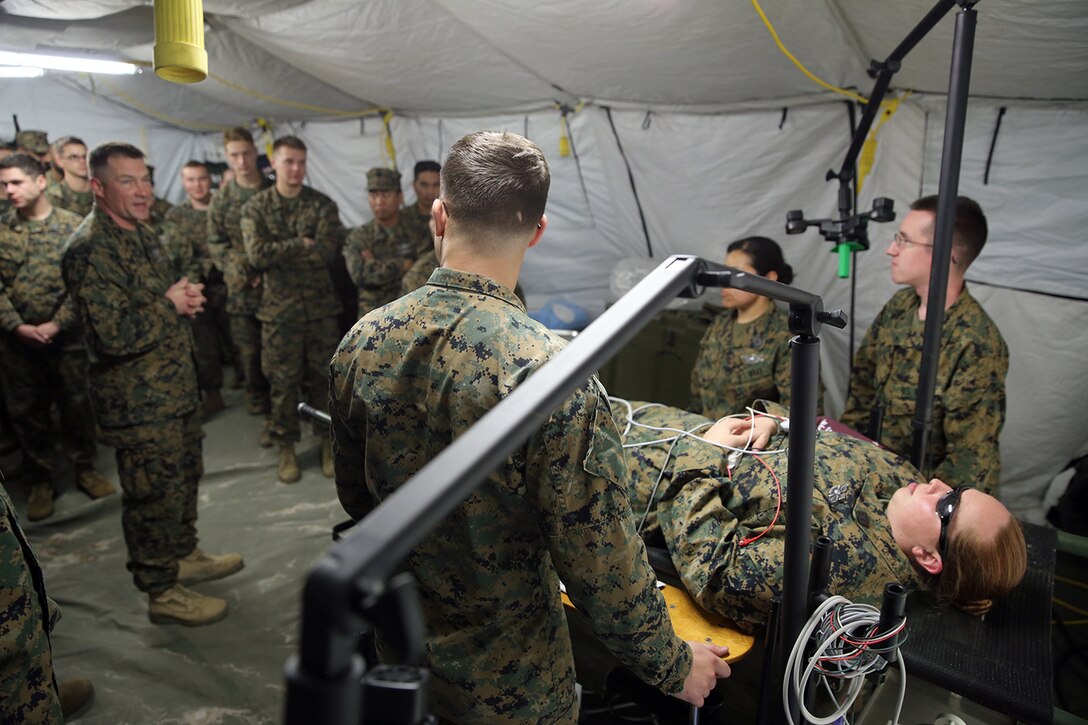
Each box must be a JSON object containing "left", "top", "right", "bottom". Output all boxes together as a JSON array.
[
  {"left": 936, "top": 486, "right": 971, "bottom": 557},
  {"left": 891, "top": 232, "right": 934, "bottom": 250}
]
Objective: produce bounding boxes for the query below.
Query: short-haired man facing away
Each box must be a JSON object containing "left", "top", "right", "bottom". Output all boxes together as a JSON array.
[{"left": 330, "top": 131, "right": 730, "bottom": 723}]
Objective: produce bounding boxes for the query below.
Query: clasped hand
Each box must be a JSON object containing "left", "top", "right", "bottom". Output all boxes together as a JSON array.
[
  {"left": 15, "top": 321, "right": 60, "bottom": 348},
  {"left": 165, "top": 276, "right": 206, "bottom": 318}
]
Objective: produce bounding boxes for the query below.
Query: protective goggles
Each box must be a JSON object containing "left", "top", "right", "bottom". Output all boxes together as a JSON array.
[{"left": 937, "top": 486, "right": 972, "bottom": 558}]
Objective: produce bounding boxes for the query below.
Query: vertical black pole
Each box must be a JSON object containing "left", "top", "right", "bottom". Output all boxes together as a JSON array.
[
  {"left": 777, "top": 334, "right": 820, "bottom": 724},
  {"left": 757, "top": 597, "right": 782, "bottom": 725},
  {"left": 911, "top": 6, "right": 977, "bottom": 475}
]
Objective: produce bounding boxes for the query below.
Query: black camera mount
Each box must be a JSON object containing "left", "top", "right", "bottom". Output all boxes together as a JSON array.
[{"left": 786, "top": 196, "right": 895, "bottom": 278}]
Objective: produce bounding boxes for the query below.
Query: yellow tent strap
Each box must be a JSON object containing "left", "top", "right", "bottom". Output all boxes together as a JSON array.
[
  {"left": 382, "top": 112, "right": 397, "bottom": 170},
  {"left": 95, "top": 77, "right": 232, "bottom": 132},
  {"left": 857, "top": 91, "right": 911, "bottom": 193},
  {"left": 208, "top": 72, "right": 384, "bottom": 118},
  {"left": 555, "top": 101, "right": 585, "bottom": 158},
  {"left": 750, "top": 0, "right": 868, "bottom": 105}
]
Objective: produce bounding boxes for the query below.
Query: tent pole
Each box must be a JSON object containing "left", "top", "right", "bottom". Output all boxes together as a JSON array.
[{"left": 911, "top": 4, "right": 978, "bottom": 474}]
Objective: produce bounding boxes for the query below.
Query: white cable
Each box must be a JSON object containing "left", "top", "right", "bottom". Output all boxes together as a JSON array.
[
  {"left": 634, "top": 431, "right": 685, "bottom": 535},
  {"left": 781, "top": 596, "right": 907, "bottom": 725},
  {"left": 612, "top": 396, "right": 635, "bottom": 437},
  {"left": 610, "top": 396, "right": 790, "bottom": 534},
  {"left": 611, "top": 396, "right": 789, "bottom": 456}
]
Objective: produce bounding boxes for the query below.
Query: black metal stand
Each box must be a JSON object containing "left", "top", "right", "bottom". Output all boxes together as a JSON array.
[
  {"left": 284, "top": 255, "right": 844, "bottom": 724},
  {"left": 911, "top": 4, "right": 978, "bottom": 475},
  {"left": 784, "top": 0, "right": 970, "bottom": 277},
  {"left": 781, "top": 335, "right": 820, "bottom": 725},
  {"left": 778, "top": 3, "right": 979, "bottom": 721}
]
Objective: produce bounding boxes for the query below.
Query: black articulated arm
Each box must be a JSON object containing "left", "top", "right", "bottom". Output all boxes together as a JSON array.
[{"left": 284, "top": 255, "right": 840, "bottom": 724}]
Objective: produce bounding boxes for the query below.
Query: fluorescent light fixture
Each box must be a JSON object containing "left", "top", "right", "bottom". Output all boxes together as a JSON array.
[
  {"left": 0, "top": 66, "right": 45, "bottom": 78},
  {"left": 0, "top": 50, "right": 139, "bottom": 76}
]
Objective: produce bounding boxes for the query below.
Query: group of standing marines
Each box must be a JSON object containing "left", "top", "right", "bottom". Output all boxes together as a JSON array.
[
  {"left": 0, "top": 122, "right": 443, "bottom": 622},
  {"left": 0, "top": 120, "right": 1012, "bottom": 724}
]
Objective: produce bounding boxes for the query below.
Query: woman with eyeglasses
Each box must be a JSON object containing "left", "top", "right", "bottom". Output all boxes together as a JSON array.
[
  {"left": 690, "top": 237, "right": 821, "bottom": 421},
  {"left": 616, "top": 400, "right": 1027, "bottom": 633}
]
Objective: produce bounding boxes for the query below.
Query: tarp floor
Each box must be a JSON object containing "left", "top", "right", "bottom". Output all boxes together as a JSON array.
[{"left": 8, "top": 386, "right": 344, "bottom": 724}]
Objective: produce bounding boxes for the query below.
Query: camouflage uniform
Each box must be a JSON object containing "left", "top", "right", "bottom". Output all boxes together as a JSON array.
[
  {"left": 207, "top": 179, "right": 272, "bottom": 409},
  {"left": 0, "top": 166, "right": 15, "bottom": 464},
  {"left": 399, "top": 248, "right": 438, "bottom": 296},
  {"left": 330, "top": 268, "right": 692, "bottom": 724},
  {"left": 14, "top": 131, "right": 49, "bottom": 157},
  {"left": 620, "top": 403, "right": 925, "bottom": 634},
  {"left": 158, "top": 207, "right": 197, "bottom": 281},
  {"left": 402, "top": 200, "right": 430, "bottom": 248},
  {"left": 343, "top": 216, "right": 429, "bottom": 318},
  {"left": 0, "top": 206, "right": 98, "bottom": 488},
  {"left": 841, "top": 287, "right": 1008, "bottom": 493},
  {"left": 0, "top": 486, "right": 63, "bottom": 724},
  {"left": 62, "top": 210, "right": 203, "bottom": 594},
  {"left": 148, "top": 197, "right": 173, "bottom": 237},
  {"left": 44, "top": 183, "right": 93, "bottom": 218},
  {"left": 161, "top": 201, "right": 229, "bottom": 393},
  {"left": 690, "top": 305, "right": 810, "bottom": 420},
  {"left": 242, "top": 186, "right": 344, "bottom": 444}
]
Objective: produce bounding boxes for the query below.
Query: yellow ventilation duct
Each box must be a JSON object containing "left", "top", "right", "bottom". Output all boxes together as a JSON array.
[{"left": 153, "top": 0, "right": 208, "bottom": 84}]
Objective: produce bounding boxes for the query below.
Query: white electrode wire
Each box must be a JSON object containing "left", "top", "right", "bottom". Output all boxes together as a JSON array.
[
  {"left": 610, "top": 396, "right": 790, "bottom": 534},
  {"left": 634, "top": 430, "right": 685, "bottom": 535},
  {"left": 614, "top": 396, "right": 636, "bottom": 437},
  {"left": 782, "top": 596, "right": 907, "bottom": 725},
  {"left": 609, "top": 397, "right": 787, "bottom": 457}
]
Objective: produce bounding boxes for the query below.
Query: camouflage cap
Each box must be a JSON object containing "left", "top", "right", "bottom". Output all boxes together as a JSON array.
[
  {"left": 15, "top": 130, "right": 49, "bottom": 155},
  {"left": 367, "top": 167, "right": 401, "bottom": 191}
]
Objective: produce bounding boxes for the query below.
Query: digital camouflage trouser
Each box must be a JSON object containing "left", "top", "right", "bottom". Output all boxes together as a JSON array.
[
  {"left": 100, "top": 413, "right": 204, "bottom": 594},
  {"left": 0, "top": 334, "right": 97, "bottom": 485}
]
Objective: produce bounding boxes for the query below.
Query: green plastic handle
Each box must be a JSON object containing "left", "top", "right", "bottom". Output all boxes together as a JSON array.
[{"left": 837, "top": 244, "right": 851, "bottom": 278}]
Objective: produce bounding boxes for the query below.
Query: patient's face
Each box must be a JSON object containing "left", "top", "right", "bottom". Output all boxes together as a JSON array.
[
  {"left": 887, "top": 478, "right": 948, "bottom": 554},
  {"left": 886, "top": 479, "right": 1009, "bottom": 556}
]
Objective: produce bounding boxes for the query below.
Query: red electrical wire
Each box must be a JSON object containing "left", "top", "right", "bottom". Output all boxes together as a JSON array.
[{"left": 738, "top": 453, "right": 782, "bottom": 546}]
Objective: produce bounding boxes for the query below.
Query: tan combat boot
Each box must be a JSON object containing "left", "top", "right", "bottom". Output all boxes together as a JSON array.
[
  {"left": 201, "top": 389, "right": 226, "bottom": 418},
  {"left": 26, "top": 482, "right": 54, "bottom": 521},
  {"left": 58, "top": 676, "right": 95, "bottom": 718},
  {"left": 278, "top": 443, "right": 300, "bottom": 483},
  {"left": 76, "top": 468, "right": 117, "bottom": 499},
  {"left": 246, "top": 394, "right": 270, "bottom": 416},
  {"left": 321, "top": 435, "right": 334, "bottom": 478},
  {"left": 177, "top": 548, "right": 244, "bottom": 585},
  {"left": 148, "top": 584, "right": 228, "bottom": 626},
  {"left": 258, "top": 419, "right": 274, "bottom": 448}
]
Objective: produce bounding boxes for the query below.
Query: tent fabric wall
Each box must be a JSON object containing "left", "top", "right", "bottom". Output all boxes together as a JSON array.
[
  {"left": 972, "top": 286, "right": 1088, "bottom": 519},
  {"left": 0, "top": 76, "right": 205, "bottom": 201},
  {"left": 918, "top": 99, "right": 1088, "bottom": 300},
  {"left": 2, "top": 1, "right": 1086, "bottom": 523},
  {"left": 4, "top": 84, "right": 1085, "bottom": 521}
]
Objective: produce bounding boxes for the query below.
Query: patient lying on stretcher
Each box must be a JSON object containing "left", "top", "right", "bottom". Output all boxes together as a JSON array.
[{"left": 614, "top": 400, "right": 1028, "bottom": 634}]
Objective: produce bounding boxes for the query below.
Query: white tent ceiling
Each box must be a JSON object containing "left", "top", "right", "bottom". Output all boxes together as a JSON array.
[{"left": 2, "top": 0, "right": 1086, "bottom": 125}]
